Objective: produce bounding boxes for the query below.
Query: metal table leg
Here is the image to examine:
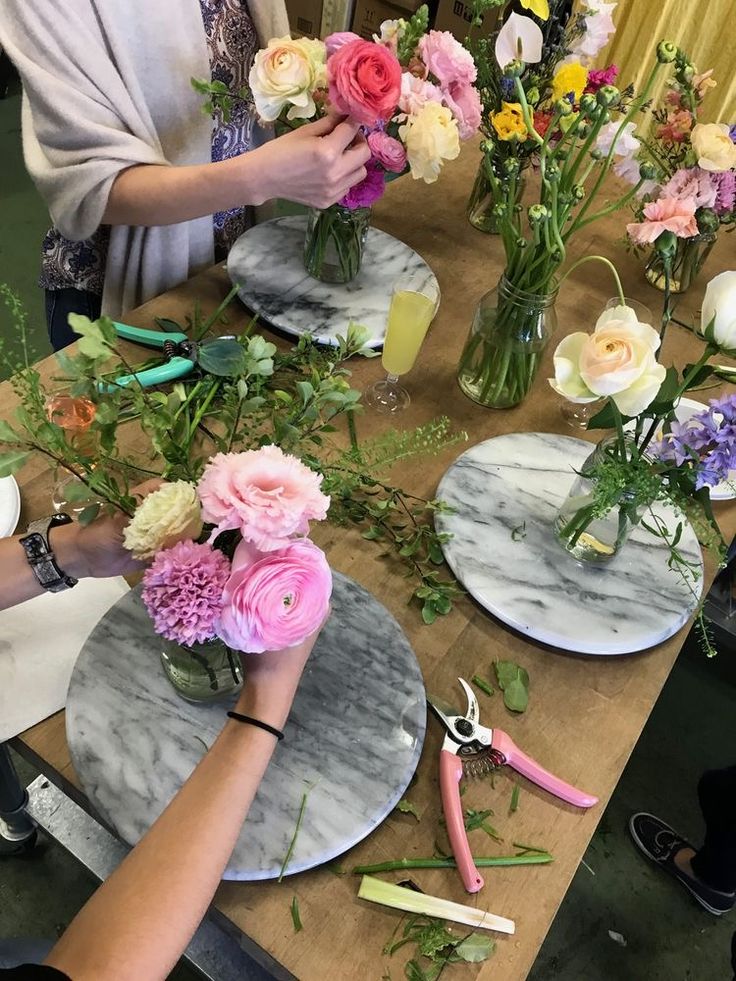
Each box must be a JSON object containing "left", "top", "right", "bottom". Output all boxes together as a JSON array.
[{"left": 0, "top": 743, "right": 37, "bottom": 854}]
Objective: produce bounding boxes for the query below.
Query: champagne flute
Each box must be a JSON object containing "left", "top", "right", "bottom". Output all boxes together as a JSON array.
[{"left": 364, "top": 273, "right": 440, "bottom": 414}]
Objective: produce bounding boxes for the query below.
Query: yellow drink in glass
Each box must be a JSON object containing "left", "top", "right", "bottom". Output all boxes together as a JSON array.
[{"left": 382, "top": 290, "right": 436, "bottom": 376}]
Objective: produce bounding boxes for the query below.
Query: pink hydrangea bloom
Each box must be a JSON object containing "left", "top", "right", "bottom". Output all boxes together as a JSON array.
[
  {"left": 626, "top": 196, "right": 699, "bottom": 245},
  {"left": 197, "top": 445, "right": 330, "bottom": 550},
  {"left": 442, "top": 81, "right": 482, "bottom": 140},
  {"left": 216, "top": 539, "right": 332, "bottom": 654},
  {"left": 398, "top": 72, "right": 442, "bottom": 116},
  {"left": 585, "top": 64, "right": 618, "bottom": 93},
  {"left": 418, "top": 30, "right": 477, "bottom": 87},
  {"left": 367, "top": 131, "right": 407, "bottom": 172},
  {"left": 715, "top": 171, "right": 736, "bottom": 216},
  {"left": 341, "top": 160, "right": 387, "bottom": 208},
  {"left": 142, "top": 540, "right": 231, "bottom": 646},
  {"left": 660, "top": 167, "right": 718, "bottom": 210}
]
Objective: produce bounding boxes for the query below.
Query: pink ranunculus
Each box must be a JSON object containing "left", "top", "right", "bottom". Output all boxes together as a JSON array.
[
  {"left": 660, "top": 167, "right": 718, "bottom": 210},
  {"left": 398, "top": 72, "right": 442, "bottom": 116},
  {"left": 626, "top": 196, "right": 699, "bottom": 246},
  {"left": 327, "top": 38, "right": 402, "bottom": 126},
  {"left": 442, "top": 81, "right": 481, "bottom": 141},
  {"left": 367, "top": 130, "right": 407, "bottom": 172},
  {"left": 419, "top": 30, "right": 476, "bottom": 87},
  {"left": 197, "top": 445, "right": 330, "bottom": 550},
  {"left": 142, "top": 540, "right": 231, "bottom": 647},
  {"left": 324, "top": 31, "right": 361, "bottom": 57},
  {"left": 340, "top": 159, "right": 386, "bottom": 208},
  {"left": 216, "top": 539, "right": 332, "bottom": 654}
]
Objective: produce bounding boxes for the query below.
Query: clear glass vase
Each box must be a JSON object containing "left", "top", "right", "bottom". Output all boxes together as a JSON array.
[
  {"left": 466, "top": 158, "right": 527, "bottom": 234},
  {"left": 457, "top": 273, "right": 558, "bottom": 409},
  {"left": 554, "top": 435, "right": 644, "bottom": 565},
  {"left": 160, "top": 638, "right": 243, "bottom": 703},
  {"left": 644, "top": 232, "right": 717, "bottom": 294},
  {"left": 304, "top": 204, "right": 371, "bottom": 284}
]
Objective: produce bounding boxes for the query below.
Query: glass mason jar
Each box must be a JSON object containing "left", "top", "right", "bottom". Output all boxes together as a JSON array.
[
  {"left": 466, "top": 158, "right": 527, "bottom": 234},
  {"left": 457, "top": 273, "right": 558, "bottom": 409},
  {"left": 160, "top": 637, "right": 243, "bottom": 703},
  {"left": 554, "top": 435, "right": 645, "bottom": 564},
  {"left": 644, "top": 231, "right": 717, "bottom": 294},
  {"left": 304, "top": 204, "right": 371, "bottom": 284}
]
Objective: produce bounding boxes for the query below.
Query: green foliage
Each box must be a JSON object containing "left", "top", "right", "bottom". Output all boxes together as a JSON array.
[
  {"left": 396, "top": 799, "right": 421, "bottom": 821},
  {"left": 190, "top": 76, "right": 250, "bottom": 123},
  {"left": 290, "top": 896, "right": 303, "bottom": 933},
  {"left": 494, "top": 660, "right": 530, "bottom": 713},
  {"left": 397, "top": 5, "right": 430, "bottom": 62},
  {"left": 385, "top": 915, "right": 494, "bottom": 979}
]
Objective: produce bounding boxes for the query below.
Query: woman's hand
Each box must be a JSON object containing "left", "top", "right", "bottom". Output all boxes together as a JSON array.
[{"left": 249, "top": 116, "right": 371, "bottom": 209}]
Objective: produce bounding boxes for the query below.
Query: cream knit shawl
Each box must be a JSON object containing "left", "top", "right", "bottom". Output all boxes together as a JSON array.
[{"left": 0, "top": 0, "right": 289, "bottom": 316}]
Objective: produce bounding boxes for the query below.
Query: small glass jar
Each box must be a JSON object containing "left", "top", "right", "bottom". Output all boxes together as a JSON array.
[
  {"left": 644, "top": 232, "right": 717, "bottom": 294},
  {"left": 304, "top": 204, "right": 371, "bottom": 284},
  {"left": 457, "top": 273, "right": 558, "bottom": 409},
  {"left": 160, "top": 638, "right": 243, "bottom": 703}
]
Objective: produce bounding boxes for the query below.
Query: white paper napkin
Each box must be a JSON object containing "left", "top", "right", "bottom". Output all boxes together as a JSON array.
[{"left": 0, "top": 578, "right": 129, "bottom": 741}]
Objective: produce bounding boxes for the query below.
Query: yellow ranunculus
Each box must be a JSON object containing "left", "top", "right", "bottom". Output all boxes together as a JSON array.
[
  {"left": 520, "top": 0, "right": 550, "bottom": 20},
  {"left": 551, "top": 62, "right": 588, "bottom": 104},
  {"left": 491, "top": 102, "right": 528, "bottom": 142},
  {"left": 123, "top": 481, "right": 203, "bottom": 560},
  {"left": 248, "top": 35, "right": 327, "bottom": 122},
  {"left": 399, "top": 102, "right": 460, "bottom": 183}
]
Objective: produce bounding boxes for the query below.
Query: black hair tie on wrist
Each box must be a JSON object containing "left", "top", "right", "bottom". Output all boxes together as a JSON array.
[{"left": 227, "top": 711, "right": 284, "bottom": 741}]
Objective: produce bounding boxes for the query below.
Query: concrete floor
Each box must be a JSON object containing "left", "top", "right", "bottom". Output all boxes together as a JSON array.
[{"left": 2, "top": 79, "right": 736, "bottom": 980}]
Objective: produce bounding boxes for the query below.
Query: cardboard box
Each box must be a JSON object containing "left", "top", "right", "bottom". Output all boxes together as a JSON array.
[
  {"left": 351, "top": 0, "right": 423, "bottom": 39},
  {"left": 286, "top": 0, "right": 324, "bottom": 37},
  {"left": 432, "top": 0, "right": 499, "bottom": 41}
]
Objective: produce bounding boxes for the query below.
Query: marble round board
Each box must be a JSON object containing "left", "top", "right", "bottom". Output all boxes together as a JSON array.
[
  {"left": 227, "top": 215, "right": 438, "bottom": 348},
  {"left": 436, "top": 432, "right": 703, "bottom": 657},
  {"left": 66, "top": 573, "right": 426, "bottom": 880}
]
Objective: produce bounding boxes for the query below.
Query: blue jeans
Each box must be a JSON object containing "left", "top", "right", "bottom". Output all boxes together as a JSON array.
[{"left": 44, "top": 288, "right": 102, "bottom": 352}]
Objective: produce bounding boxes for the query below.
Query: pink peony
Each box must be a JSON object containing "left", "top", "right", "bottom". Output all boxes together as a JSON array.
[
  {"left": 398, "top": 72, "right": 442, "bottom": 116},
  {"left": 328, "top": 38, "right": 402, "bottom": 126},
  {"left": 585, "top": 64, "right": 618, "bottom": 93},
  {"left": 367, "top": 130, "right": 407, "bottom": 172},
  {"left": 418, "top": 30, "right": 476, "bottom": 87},
  {"left": 660, "top": 167, "right": 718, "bottom": 210},
  {"left": 626, "top": 196, "right": 699, "bottom": 245},
  {"left": 142, "top": 540, "right": 231, "bottom": 646},
  {"left": 340, "top": 160, "right": 386, "bottom": 208},
  {"left": 442, "top": 81, "right": 481, "bottom": 140},
  {"left": 324, "top": 31, "right": 361, "bottom": 56},
  {"left": 216, "top": 539, "right": 332, "bottom": 654},
  {"left": 197, "top": 445, "right": 330, "bottom": 550}
]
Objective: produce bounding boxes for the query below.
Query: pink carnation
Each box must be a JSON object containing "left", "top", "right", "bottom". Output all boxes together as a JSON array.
[
  {"left": 367, "top": 131, "right": 407, "bottom": 172},
  {"left": 142, "top": 540, "right": 231, "bottom": 646},
  {"left": 398, "top": 72, "right": 442, "bottom": 116},
  {"left": 325, "top": 31, "right": 361, "bottom": 56},
  {"left": 197, "top": 445, "right": 330, "bottom": 550},
  {"left": 585, "top": 64, "right": 618, "bottom": 94},
  {"left": 626, "top": 196, "right": 699, "bottom": 246},
  {"left": 216, "top": 539, "right": 332, "bottom": 654},
  {"left": 328, "top": 38, "right": 402, "bottom": 127},
  {"left": 341, "top": 159, "right": 386, "bottom": 208},
  {"left": 418, "top": 30, "right": 477, "bottom": 87},
  {"left": 660, "top": 167, "right": 718, "bottom": 210},
  {"left": 442, "top": 81, "right": 481, "bottom": 140}
]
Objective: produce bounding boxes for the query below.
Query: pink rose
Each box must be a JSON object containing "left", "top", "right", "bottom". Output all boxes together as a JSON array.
[
  {"left": 398, "top": 72, "right": 442, "bottom": 116},
  {"left": 216, "top": 539, "right": 332, "bottom": 653},
  {"left": 626, "top": 196, "right": 699, "bottom": 246},
  {"left": 418, "top": 30, "right": 477, "bottom": 88},
  {"left": 197, "top": 445, "right": 330, "bottom": 550},
  {"left": 325, "top": 31, "right": 361, "bottom": 57},
  {"left": 367, "top": 131, "right": 407, "bottom": 172},
  {"left": 442, "top": 81, "right": 481, "bottom": 141},
  {"left": 328, "top": 38, "right": 402, "bottom": 126}
]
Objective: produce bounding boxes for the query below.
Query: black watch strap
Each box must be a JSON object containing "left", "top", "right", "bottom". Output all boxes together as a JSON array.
[{"left": 19, "top": 513, "right": 78, "bottom": 593}]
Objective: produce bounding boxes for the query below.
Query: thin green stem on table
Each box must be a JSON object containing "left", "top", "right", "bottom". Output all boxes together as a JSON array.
[{"left": 352, "top": 853, "right": 553, "bottom": 875}]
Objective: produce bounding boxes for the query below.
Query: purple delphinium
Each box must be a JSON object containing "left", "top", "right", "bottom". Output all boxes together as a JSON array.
[
  {"left": 653, "top": 393, "right": 736, "bottom": 489},
  {"left": 730, "top": 123, "right": 736, "bottom": 143}
]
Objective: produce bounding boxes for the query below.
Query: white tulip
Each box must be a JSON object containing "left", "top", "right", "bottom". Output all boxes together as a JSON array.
[{"left": 701, "top": 271, "right": 736, "bottom": 352}]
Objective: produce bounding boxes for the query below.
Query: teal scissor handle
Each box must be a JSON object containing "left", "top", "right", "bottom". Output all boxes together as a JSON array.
[
  {"left": 99, "top": 356, "right": 195, "bottom": 394},
  {"left": 112, "top": 321, "right": 189, "bottom": 348}
]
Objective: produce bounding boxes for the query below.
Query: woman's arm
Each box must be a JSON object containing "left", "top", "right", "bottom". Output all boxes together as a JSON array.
[
  {"left": 103, "top": 115, "right": 371, "bottom": 227},
  {"left": 44, "top": 631, "right": 320, "bottom": 981}
]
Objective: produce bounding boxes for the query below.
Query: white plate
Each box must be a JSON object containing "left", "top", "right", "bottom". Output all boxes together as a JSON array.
[{"left": 0, "top": 475, "right": 21, "bottom": 537}]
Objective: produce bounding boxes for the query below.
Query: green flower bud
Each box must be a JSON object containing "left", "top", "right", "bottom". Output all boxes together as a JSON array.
[
  {"left": 503, "top": 157, "right": 521, "bottom": 176},
  {"left": 677, "top": 62, "right": 695, "bottom": 83},
  {"left": 579, "top": 93, "right": 597, "bottom": 116},
  {"left": 572, "top": 184, "right": 585, "bottom": 200},
  {"left": 528, "top": 204, "right": 549, "bottom": 223},
  {"left": 596, "top": 85, "right": 621, "bottom": 108},
  {"left": 639, "top": 161, "right": 658, "bottom": 181},
  {"left": 577, "top": 120, "right": 591, "bottom": 138},
  {"left": 656, "top": 41, "right": 678, "bottom": 64},
  {"left": 480, "top": 139, "right": 495, "bottom": 155},
  {"left": 503, "top": 59, "right": 524, "bottom": 78},
  {"left": 555, "top": 98, "right": 573, "bottom": 117},
  {"left": 655, "top": 229, "right": 678, "bottom": 257},
  {"left": 515, "top": 237, "right": 528, "bottom": 249},
  {"left": 545, "top": 164, "right": 561, "bottom": 182},
  {"left": 590, "top": 147, "right": 604, "bottom": 160},
  {"left": 526, "top": 86, "right": 540, "bottom": 106},
  {"left": 514, "top": 203, "right": 524, "bottom": 213},
  {"left": 697, "top": 207, "right": 720, "bottom": 234},
  {"left": 492, "top": 203, "right": 507, "bottom": 218}
]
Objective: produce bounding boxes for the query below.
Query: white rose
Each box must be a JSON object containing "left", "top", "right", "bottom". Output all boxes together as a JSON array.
[
  {"left": 691, "top": 123, "right": 736, "bottom": 172},
  {"left": 123, "top": 481, "right": 203, "bottom": 560},
  {"left": 248, "top": 36, "right": 327, "bottom": 122},
  {"left": 701, "top": 270, "right": 736, "bottom": 352}
]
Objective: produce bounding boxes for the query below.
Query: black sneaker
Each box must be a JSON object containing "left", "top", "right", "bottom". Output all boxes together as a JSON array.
[{"left": 629, "top": 812, "right": 736, "bottom": 916}]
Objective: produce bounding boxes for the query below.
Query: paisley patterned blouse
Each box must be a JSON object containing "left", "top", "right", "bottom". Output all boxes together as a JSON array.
[{"left": 40, "top": 0, "right": 258, "bottom": 294}]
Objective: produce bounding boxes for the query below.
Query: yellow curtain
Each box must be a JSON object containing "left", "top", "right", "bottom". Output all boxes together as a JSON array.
[{"left": 596, "top": 0, "right": 736, "bottom": 126}]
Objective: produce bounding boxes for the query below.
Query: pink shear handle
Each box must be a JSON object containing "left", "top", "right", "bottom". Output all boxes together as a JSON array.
[
  {"left": 493, "top": 731, "right": 598, "bottom": 808},
  {"left": 439, "top": 750, "right": 484, "bottom": 893}
]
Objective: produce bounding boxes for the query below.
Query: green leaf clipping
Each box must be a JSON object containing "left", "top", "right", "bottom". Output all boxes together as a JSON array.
[
  {"left": 494, "top": 660, "right": 529, "bottom": 713},
  {"left": 452, "top": 933, "right": 495, "bottom": 963},
  {"left": 290, "top": 895, "right": 303, "bottom": 933},
  {"left": 0, "top": 420, "right": 21, "bottom": 444},
  {"left": 396, "top": 799, "right": 420, "bottom": 822},
  {"left": 510, "top": 784, "right": 520, "bottom": 814},
  {"left": 0, "top": 449, "right": 30, "bottom": 477},
  {"left": 471, "top": 674, "right": 494, "bottom": 697},
  {"left": 197, "top": 338, "right": 247, "bottom": 377}
]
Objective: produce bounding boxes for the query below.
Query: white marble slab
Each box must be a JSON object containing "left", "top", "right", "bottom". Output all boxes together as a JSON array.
[
  {"left": 227, "top": 216, "right": 438, "bottom": 348},
  {"left": 66, "top": 573, "right": 426, "bottom": 880},
  {"left": 436, "top": 433, "right": 703, "bottom": 657}
]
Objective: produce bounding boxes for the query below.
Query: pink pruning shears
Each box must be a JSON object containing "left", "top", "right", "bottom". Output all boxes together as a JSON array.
[{"left": 427, "top": 678, "right": 598, "bottom": 894}]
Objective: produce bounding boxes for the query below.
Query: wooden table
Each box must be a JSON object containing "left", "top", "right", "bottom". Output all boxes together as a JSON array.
[{"left": 6, "top": 147, "right": 736, "bottom": 980}]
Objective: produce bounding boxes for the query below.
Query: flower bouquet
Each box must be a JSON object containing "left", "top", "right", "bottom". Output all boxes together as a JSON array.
[
  {"left": 625, "top": 66, "right": 736, "bottom": 294},
  {"left": 243, "top": 6, "right": 481, "bottom": 282},
  {"left": 549, "top": 270, "right": 736, "bottom": 654},
  {"left": 456, "top": 0, "right": 689, "bottom": 409}
]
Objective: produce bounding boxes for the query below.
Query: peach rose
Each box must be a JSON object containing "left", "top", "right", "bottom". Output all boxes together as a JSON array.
[
  {"left": 328, "top": 37, "right": 402, "bottom": 126},
  {"left": 691, "top": 122, "right": 736, "bottom": 172},
  {"left": 249, "top": 36, "right": 327, "bottom": 122}
]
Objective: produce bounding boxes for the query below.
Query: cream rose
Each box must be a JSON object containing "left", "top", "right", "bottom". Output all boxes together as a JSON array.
[
  {"left": 549, "top": 307, "right": 666, "bottom": 417},
  {"left": 701, "top": 270, "right": 736, "bottom": 352},
  {"left": 123, "top": 481, "right": 203, "bottom": 560},
  {"left": 690, "top": 122, "right": 736, "bottom": 172},
  {"left": 399, "top": 102, "right": 460, "bottom": 183},
  {"left": 248, "top": 36, "right": 327, "bottom": 122}
]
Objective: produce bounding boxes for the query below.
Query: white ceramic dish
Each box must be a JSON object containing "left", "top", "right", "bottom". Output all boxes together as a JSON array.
[{"left": 0, "top": 475, "right": 21, "bottom": 537}]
